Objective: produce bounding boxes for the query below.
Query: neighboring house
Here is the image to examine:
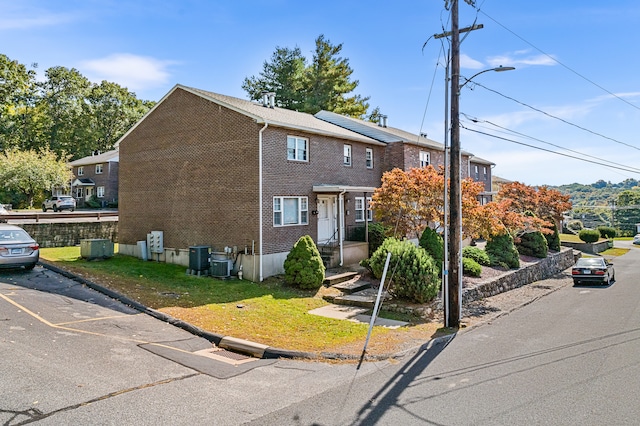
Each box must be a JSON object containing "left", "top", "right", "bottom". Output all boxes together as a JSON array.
[
  {"left": 492, "top": 175, "right": 513, "bottom": 196},
  {"left": 315, "top": 110, "right": 495, "bottom": 202},
  {"left": 69, "top": 150, "right": 119, "bottom": 207},
  {"left": 116, "top": 85, "right": 386, "bottom": 281}
]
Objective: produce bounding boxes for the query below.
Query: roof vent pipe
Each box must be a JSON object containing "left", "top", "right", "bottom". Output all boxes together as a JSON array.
[
  {"left": 268, "top": 92, "right": 275, "bottom": 108},
  {"left": 261, "top": 91, "right": 269, "bottom": 107},
  {"left": 381, "top": 115, "right": 388, "bottom": 128},
  {"left": 378, "top": 114, "right": 384, "bottom": 127}
]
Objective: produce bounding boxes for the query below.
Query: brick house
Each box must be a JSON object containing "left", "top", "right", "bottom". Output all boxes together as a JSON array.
[
  {"left": 116, "top": 85, "right": 387, "bottom": 281},
  {"left": 69, "top": 149, "right": 119, "bottom": 207},
  {"left": 315, "top": 110, "right": 494, "bottom": 202}
]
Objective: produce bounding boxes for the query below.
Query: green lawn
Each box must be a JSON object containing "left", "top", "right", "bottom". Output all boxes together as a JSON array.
[{"left": 39, "top": 247, "right": 443, "bottom": 355}]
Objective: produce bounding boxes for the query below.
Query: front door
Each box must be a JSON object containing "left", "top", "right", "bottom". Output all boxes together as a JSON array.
[{"left": 317, "top": 196, "right": 337, "bottom": 243}]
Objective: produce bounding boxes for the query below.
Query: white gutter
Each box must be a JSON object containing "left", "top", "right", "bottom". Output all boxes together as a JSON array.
[
  {"left": 258, "top": 122, "right": 268, "bottom": 282},
  {"left": 338, "top": 189, "right": 346, "bottom": 266}
]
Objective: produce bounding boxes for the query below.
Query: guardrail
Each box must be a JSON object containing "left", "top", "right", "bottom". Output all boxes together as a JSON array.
[{"left": 0, "top": 211, "right": 118, "bottom": 223}]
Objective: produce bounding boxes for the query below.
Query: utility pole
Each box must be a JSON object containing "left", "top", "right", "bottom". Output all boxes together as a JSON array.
[{"left": 448, "top": 0, "right": 462, "bottom": 328}]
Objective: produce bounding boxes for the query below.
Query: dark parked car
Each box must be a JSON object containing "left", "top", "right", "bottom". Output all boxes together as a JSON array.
[
  {"left": 0, "top": 224, "right": 39, "bottom": 270},
  {"left": 572, "top": 257, "right": 615, "bottom": 286}
]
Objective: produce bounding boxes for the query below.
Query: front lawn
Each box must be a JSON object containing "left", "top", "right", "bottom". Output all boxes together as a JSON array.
[{"left": 39, "top": 247, "right": 444, "bottom": 356}]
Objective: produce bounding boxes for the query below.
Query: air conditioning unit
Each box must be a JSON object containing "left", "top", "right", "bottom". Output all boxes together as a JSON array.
[
  {"left": 189, "top": 245, "right": 210, "bottom": 273},
  {"left": 80, "top": 239, "right": 114, "bottom": 259},
  {"left": 211, "top": 259, "right": 232, "bottom": 278}
]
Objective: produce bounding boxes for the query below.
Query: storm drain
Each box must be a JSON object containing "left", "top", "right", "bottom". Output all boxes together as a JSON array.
[{"left": 194, "top": 347, "right": 257, "bottom": 366}]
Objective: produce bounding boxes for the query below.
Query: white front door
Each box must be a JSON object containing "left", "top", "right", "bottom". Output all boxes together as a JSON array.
[{"left": 317, "top": 196, "right": 337, "bottom": 243}]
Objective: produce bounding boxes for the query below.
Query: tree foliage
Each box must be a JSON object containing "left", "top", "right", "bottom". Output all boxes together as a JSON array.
[
  {"left": 371, "top": 166, "right": 493, "bottom": 240},
  {"left": 0, "top": 54, "right": 154, "bottom": 161},
  {"left": 242, "top": 35, "right": 373, "bottom": 119},
  {"left": 0, "top": 148, "right": 73, "bottom": 207}
]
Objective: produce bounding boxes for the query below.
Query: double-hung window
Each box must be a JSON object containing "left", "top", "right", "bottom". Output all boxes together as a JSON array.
[
  {"left": 365, "top": 148, "right": 373, "bottom": 169},
  {"left": 343, "top": 144, "right": 352, "bottom": 166},
  {"left": 355, "top": 196, "right": 373, "bottom": 222},
  {"left": 77, "top": 166, "right": 84, "bottom": 176},
  {"left": 95, "top": 164, "right": 104, "bottom": 174},
  {"left": 287, "top": 136, "right": 308, "bottom": 161},
  {"left": 97, "top": 186, "right": 105, "bottom": 198},
  {"left": 273, "top": 196, "right": 308, "bottom": 226},
  {"left": 419, "top": 151, "right": 430, "bottom": 168}
]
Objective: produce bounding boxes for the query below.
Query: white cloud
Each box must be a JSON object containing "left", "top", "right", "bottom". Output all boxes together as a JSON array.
[
  {"left": 80, "top": 53, "right": 176, "bottom": 91},
  {"left": 0, "top": 3, "right": 77, "bottom": 30},
  {"left": 460, "top": 53, "right": 484, "bottom": 70},
  {"left": 487, "top": 51, "right": 557, "bottom": 68}
]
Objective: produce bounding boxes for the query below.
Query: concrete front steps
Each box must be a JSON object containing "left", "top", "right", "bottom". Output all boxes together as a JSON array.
[{"left": 322, "top": 269, "right": 387, "bottom": 309}]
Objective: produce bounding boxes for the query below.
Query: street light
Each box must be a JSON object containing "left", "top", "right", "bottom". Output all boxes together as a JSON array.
[{"left": 446, "top": 63, "right": 514, "bottom": 328}]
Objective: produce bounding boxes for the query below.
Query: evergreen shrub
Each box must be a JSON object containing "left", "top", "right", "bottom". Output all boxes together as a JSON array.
[
  {"left": 516, "top": 231, "right": 548, "bottom": 258},
  {"left": 283, "top": 235, "right": 325, "bottom": 289},
  {"left": 567, "top": 220, "right": 583, "bottom": 232},
  {"left": 462, "top": 246, "right": 490, "bottom": 266},
  {"left": 545, "top": 222, "right": 561, "bottom": 251},
  {"left": 597, "top": 226, "right": 616, "bottom": 239},
  {"left": 368, "top": 237, "right": 439, "bottom": 304},
  {"left": 578, "top": 229, "right": 601, "bottom": 243},
  {"left": 367, "top": 222, "right": 388, "bottom": 256},
  {"left": 485, "top": 233, "right": 520, "bottom": 269},
  {"left": 419, "top": 227, "right": 443, "bottom": 270},
  {"left": 462, "top": 257, "right": 482, "bottom": 277}
]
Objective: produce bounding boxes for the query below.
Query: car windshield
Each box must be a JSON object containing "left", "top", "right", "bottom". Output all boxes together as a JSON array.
[
  {"left": 0, "top": 229, "right": 31, "bottom": 242},
  {"left": 575, "top": 258, "right": 605, "bottom": 267}
]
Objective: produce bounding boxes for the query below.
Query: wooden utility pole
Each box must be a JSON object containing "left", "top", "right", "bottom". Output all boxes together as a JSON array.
[{"left": 448, "top": 0, "right": 462, "bottom": 328}]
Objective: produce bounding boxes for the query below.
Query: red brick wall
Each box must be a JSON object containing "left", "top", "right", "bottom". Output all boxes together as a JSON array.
[{"left": 119, "top": 88, "right": 261, "bottom": 252}]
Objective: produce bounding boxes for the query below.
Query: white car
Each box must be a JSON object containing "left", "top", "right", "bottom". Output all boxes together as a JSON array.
[
  {"left": 42, "top": 195, "right": 76, "bottom": 212},
  {"left": 633, "top": 234, "right": 640, "bottom": 245}
]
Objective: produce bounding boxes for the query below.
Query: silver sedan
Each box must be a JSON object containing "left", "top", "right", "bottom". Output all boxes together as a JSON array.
[{"left": 0, "top": 224, "right": 40, "bottom": 270}]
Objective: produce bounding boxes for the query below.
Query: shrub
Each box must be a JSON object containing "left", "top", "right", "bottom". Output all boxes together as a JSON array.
[
  {"left": 461, "top": 246, "right": 490, "bottom": 266},
  {"left": 419, "top": 227, "right": 443, "bottom": 270},
  {"left": 462, "top": 257, "right": 482, "bottom": 277},
  {"left": 367, "top": 222, "right": 388, "bottom": 256},
  {"left": 368, "top": 237, "right": 439, "bottom": 304},
  {"left": 516, "top": 231, "right": 548, "bottom": 258},
  {"left": 485, "top": 233, "right": 520, "bottom": 269},
  {"left": 85, "top": 195, "right": 102, "bottom": 209},
  {"left": 545, "top": 222, "right": 561, "bottom": 251},
  {"left": 566, "top": 220, "right": 583, "bottom": 232},
  {"left": 283, "top": 235, "right": 325, "bottom": 289},
  {"left": 578, "top": 229, "right": 601, "bottom": 243},
  {"left": 597, "top": 226, "right": 617, "bottom": 239}
]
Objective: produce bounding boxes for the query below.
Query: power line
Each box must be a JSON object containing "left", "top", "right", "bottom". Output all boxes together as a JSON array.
[
  {"left": 461, "top": 114, "right": 640, "bottom": 174},
  {"left": 476, "top": 9, "right": 640, "bottom": 113},
  {"left": 468, "top": 80, "right": 640, "bottom": 152},
  {"left": 461, "top": 124, "right": 640, "bottom": 175}
]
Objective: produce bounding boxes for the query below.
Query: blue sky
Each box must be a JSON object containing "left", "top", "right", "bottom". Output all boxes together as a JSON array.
[{"left": 3, "top": 0, "right": 640, "bottom": 187}]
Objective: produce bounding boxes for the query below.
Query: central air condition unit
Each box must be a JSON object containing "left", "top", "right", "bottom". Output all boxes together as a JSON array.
[
  {"left": 211, "top": 259, "right": 232, "bottom": 278},
  {"left": 188, "top": 245, "right": 210, "bottom": 274}
]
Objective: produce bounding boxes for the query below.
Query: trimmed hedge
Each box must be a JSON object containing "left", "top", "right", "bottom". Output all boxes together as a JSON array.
[
  {"left": 462, "top": 257, "right": 482, "bottom": 277},
  {"left": 597, "top": 226, "right": 616, "bottom": 239},
  {"left": 578, "top": 229, "right": 601, "bottom": 243},
  {"left": 516, "top": 231, "right": 548, "bottom": 258},
  {"left": 486, "top": 233, "right": 520, "bottom": 269},
  {"left": 419, "top": 227, "right": 444, "bottom": 271},
  {"left": 462, "top": 246, "right": 490, "bottom": 266}
]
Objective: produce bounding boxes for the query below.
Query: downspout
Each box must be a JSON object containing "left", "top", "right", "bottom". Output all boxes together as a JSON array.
[
  {"left": 338, "top": 189, "right": 346, "bottom": 266},
  {"left": 258, "top": 122, "right": 268, "bottom": 282}
]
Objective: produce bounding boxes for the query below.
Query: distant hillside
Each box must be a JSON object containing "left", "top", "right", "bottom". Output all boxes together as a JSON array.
[{"left": 553, "top": 179, "right": 639, "bottom": 207}]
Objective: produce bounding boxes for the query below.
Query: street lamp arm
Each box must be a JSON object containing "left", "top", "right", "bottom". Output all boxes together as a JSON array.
[{"left": 459, "top": 66, "right": 515, "bottom": 90}]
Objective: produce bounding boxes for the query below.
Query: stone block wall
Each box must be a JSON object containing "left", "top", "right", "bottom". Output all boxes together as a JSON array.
[
  {"left": 21, "top": 222, "right": 118, "bottom": 248},
  {"left": 462, "top": 247, "right": 576, "bottom": 304}
]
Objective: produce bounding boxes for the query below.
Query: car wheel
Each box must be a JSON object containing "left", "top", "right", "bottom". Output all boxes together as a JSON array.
[
  {"left": 24, "top": 263, "right": 36, "bottom": 271},
  {"left": 573, "top": 279, "right": 579, "bottom": 286},
  {"left": 42, "top": 205, "right": 47, "bottom": 212},
  {"left": 70, "top": 208, "right": 75, "bottom": 212},
  {"left": 53, "top": 205, "right": 58, "bottom": 212}
]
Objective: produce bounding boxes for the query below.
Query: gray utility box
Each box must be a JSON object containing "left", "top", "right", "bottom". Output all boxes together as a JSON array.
[
  {"left": 80, "top": 239, "right": 114, "bottom": 260},
  {"left": 189, "top": 245, "right": 210, "bottom": 274}
]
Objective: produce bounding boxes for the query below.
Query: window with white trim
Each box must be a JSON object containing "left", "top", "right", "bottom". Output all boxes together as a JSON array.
[
  {"left": 343, "top": 144, "right": 352, "bottom": 166},
  {"left": 77, "top": 166, "right": 84, "bottom": 176},
  {"left": 95, "top": 164, "right": 104, "bottom": 174},
  {"left": 355, "top": 196, "right": 373, "bottom": 222},
  {"left": 365, "top": 148, "right": 373, "bottom": 169},
  {"left": 474, "top": 165, "right": 479, "bottom": 179},
  {"left": 97, "top": 186, "right": 105, "bottom": 198},
  {"left": 483, "top": 166, "right": 488, "bottom": 180},
  {"left": 76, "top": 187, "right": 84, "bottom": 198},
  {"left": 287, "top": 136, "right": 308, "bottom": 161},
  {"left": 273, "top": 196, "right": 308, "bottom": 226},
  {"left": 420, "top": 151, "right": 430, "bottom": 167}
]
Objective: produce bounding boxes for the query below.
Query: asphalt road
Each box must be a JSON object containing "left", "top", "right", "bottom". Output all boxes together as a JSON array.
[{"left": 2, "top": 243, "right": 639, "bottom": 425}]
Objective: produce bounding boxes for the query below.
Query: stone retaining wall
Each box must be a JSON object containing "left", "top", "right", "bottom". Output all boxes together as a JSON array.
[
  {"left": 560, "top": 240, "right": 610, "bottom": 254},
  {"left": 21, "top": 222, "right": 118, "bottom": 248},
  {"left": 461, "top": 247, "right": 576, "bottom": 304}
]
